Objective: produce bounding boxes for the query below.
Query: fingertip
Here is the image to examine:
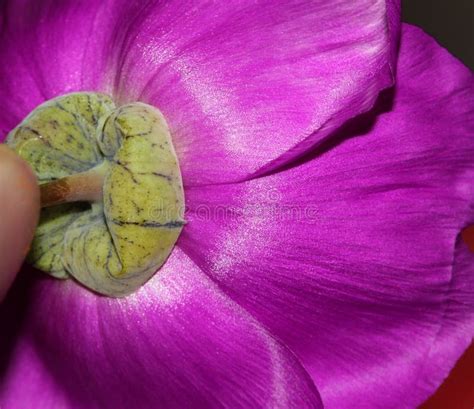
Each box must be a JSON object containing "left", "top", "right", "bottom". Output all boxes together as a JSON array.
[{"left": 0, "top": 145, "right": 40, "bottom": 300}]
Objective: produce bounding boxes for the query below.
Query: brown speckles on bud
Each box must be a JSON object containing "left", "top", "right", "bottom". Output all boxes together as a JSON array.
[{"left": 6, "top": 92, "right": 184, "bottom": 297}]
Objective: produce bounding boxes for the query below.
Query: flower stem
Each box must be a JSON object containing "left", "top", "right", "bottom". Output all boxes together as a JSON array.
[{"left": 40, "top": 162, "right": 108, "bottom": 208}]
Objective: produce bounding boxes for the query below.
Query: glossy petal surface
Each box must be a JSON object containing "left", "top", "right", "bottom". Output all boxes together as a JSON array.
[
  {"left": 1, "top": 0, "right": 472, "bottom": 408},
  {"left": 0, "top": 0, "right": 400, "bottom": 185},
  {"left": 0, "top": 250, "right": 322, "bottom": 409},
  {"left": 180, "top": 25, "right": 474, "bottom": 408}
]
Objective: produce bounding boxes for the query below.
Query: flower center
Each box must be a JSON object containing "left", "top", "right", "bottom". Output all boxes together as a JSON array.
[{"left": 6, "top": 92, "right": 185, "bottom": 297}]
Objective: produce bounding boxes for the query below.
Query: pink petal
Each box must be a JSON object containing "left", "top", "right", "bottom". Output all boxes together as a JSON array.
[
  {"left": 0, "top": 1, "right": 400, "bottom": 185},
  {"left": 180, "top": 24, "right": 474, "bottom": 408},
  {"left": 0, "top": 0, "right": 116, "bottom": 132},
  {"left": 0, "top": 250, "right": 322, "bottom": 409},
  {"left": 115, "top": 0, "right": 400, "bottom": 185}
]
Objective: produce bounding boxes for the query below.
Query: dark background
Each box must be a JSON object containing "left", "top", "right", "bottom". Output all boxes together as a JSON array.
[{"left": 403, "top": 0, "right": 474, "bottom": 69}]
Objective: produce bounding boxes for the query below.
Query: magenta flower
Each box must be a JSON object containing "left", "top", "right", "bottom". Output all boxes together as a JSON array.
[{"left": 1, "top": 1, "right": 473, "bottom": 408}]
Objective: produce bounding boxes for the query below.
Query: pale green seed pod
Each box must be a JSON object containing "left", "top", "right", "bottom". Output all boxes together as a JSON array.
[{"left": 6, "top": 93, "right": 185, "bottom": 297}]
